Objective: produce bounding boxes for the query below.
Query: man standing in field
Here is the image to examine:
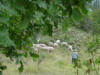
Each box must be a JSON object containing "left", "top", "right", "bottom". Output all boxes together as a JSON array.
[
  {"left": 72, "top": 50, "right": 79, "bottom": 75},
  {"left": 72, "top": 50, "right": 78, "bottom": 65}
]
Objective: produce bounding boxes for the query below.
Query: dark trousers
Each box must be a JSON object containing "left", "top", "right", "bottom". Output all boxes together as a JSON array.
[{"left": 72, "top": 58, "right": 78, "bottom": 65}]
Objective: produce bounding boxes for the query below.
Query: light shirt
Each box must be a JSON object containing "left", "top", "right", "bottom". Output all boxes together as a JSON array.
[{"left": 72, "top": 52, "right": 78, "bottom": 59}]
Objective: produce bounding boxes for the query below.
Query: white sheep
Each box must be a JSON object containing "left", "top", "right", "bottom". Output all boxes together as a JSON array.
[
  {"left": 37, "top": 44, "right": 47, "bottom": 47},
  {"left": 34, "top": 47, "right": 39, "bottom": 53},
  {"left": 33, "top": 43, "right": 55, "bottom": 53},
  {"left": 40, "top": 46, "right": 54, "bottom": 53},
  {"left": 56, "top": 40, "right": 61, "bottom": 44},
  {"left": 54, "top": 43, "right": 58, "bottom": 47},
  {"left": 68, "top": 45, "right": 73, "bottom": 51},
  {"left": 33, "top": 44, "right": 40, "bottom": 48},
  {"left": 33, "top": 44, "right": 47, "bottom": 48},
  {"left": 48, "top": 42, "right": 54, "bottom": 46},
  {"left": 61, "top": 42, "right": 68, "bottom": 46}
]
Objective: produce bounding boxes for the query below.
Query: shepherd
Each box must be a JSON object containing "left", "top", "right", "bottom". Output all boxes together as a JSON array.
[{"left": 72, "top": 50, "right": 78, "bottom": 65}]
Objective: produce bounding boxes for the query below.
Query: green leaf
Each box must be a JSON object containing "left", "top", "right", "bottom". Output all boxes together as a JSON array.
[
  {"left": 18, "top": 61, "right": 24, "bottom": 73},
  {"left": 72, "top": 8, "right": 83, "bottom": 21},
  {"left": 0, "top": 66, "right": 7, "bottom": 70},
  {"left": 95, "top": 57, "right": 100, "bottom": 64},
  {"left": 0, "top": 29, "right": 15, "bottom": 47},
  {"left": 23, "top": 52, "right": 28, "bottom": 58},
  {"left": 81, "top": 7, "right": 88, "bottom": 14},
  {"left": 11, "top": 0, "right": 26, "bottom": 12},
  {"left": 2, "top": 4, "right": 18, "bottom": 16},
  {"left": 17, "top": 17, "right": 30, "bottom": 30},
  {"left": 0, "top": 16, "right": 9, "bottom": 24},
  {"left": 0, "top": 71, "right": 2, "bottom": 75},
  {"left": 30, "top": 52, "right": 39, "bottom": 61},
  {"left": 33, "top": 11, "right": 44, "bottom": 25},
  {"left": 62, "top": 20, "right": 70, "bottom": 32},
  {"left": 36, "top": 0, "right": 47, "bottom": 9}
]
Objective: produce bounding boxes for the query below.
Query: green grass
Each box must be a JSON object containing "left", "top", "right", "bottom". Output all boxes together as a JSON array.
[
  {"left": 1, "top": 27, "right": 100, "bottom": 75},
  {"left": 2, "top": 47, "right": 100, "bottom": 75},
  {"left": 2, "top": 48, "right": 74, "bottom": 75}
]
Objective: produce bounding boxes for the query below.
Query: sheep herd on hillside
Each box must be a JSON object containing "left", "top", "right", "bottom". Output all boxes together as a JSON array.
[{"left": 32, "top": 39, "right": 73, "bottom": 53}]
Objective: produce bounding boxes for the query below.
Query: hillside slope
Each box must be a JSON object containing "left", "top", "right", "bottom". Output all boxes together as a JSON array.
[{"left": 2, "top": 27, "right": 100, "bottom": 75}]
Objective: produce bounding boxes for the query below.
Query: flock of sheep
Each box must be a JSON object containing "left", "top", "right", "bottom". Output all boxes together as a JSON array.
[{"left": 32, "top": 40, "right": 73, "bottom": 53}]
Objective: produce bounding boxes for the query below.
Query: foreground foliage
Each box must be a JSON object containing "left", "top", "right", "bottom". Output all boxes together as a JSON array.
[{"left": 0, "top": 0, "right": 92, "bottom": 73}]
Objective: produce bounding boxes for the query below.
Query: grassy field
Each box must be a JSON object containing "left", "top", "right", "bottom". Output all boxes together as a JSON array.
[
  {"left": 1, "top": 27, "right": 100, "bottom": 75},
  {"left": 2, "top": 48, "right": 84, "bottom": 75}
]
